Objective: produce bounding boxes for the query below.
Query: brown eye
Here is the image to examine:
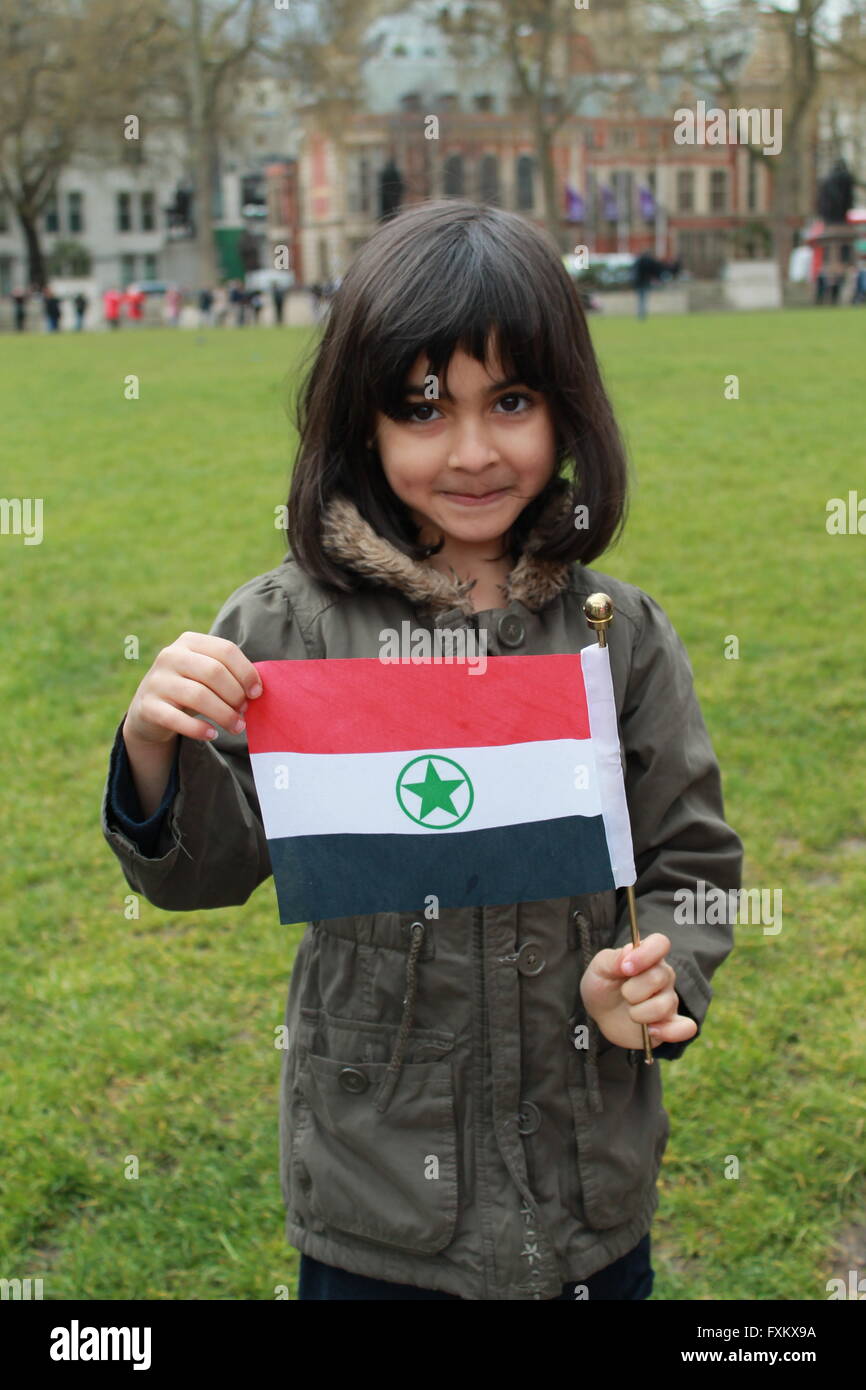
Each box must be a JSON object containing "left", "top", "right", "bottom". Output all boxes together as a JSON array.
[{"left": 496, "top": 393, "right": 533, "bottom": 414}]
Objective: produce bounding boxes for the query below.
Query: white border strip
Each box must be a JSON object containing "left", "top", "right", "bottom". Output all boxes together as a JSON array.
[{"left": 579, "top": 643, "right": 636, "bottom": 887}]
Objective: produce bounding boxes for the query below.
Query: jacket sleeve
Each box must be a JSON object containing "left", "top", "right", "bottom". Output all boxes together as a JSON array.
[
  {"left": 100, "top": 570, "right": 314, "bottom": 911},
  {"left": 106, "top": 727, "right": 180, "bottom": 857},
  {"left": 614, "top": 591, "right": 743, "bottom": 1061}
]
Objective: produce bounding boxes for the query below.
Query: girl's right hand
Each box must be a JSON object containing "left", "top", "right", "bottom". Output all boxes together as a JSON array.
[{"left": 122, "top": 631, "right": 264, "bottom": 747}]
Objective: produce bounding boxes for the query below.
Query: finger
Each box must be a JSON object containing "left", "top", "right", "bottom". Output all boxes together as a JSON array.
[
  {"left": 166, "top": 646, "right": 249, "bottom": 715},
  {"left": 619, "top": 933, "right": 672, "bottom": 977},
  {"left": 648, "top": 1015, "right": 699, "bottom": 1045},
  {"left": 589, "top": 947, "right": 631, "bottom": 984},
  {"left": 621, "top": 962, "right": 675, "bottom": 1005},
  {"left": 156, "top": 673, "right": 248, "bottom": 733},
  {"left": 139, "top": 692, "right": 223, "bottom": 742},
  {"left": 628, "top": 987, "right": 681, "bottom": 1026},
  {"left": 177, "top": 631, "right": 263, "bottom": 698}
]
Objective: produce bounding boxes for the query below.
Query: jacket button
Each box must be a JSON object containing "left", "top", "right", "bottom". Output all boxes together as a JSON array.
[
  {"left": 517, "top": 1101, "right": 541, "bottom": 1135},
  {"left": 517, "top": 941, "right": 546, "bottom": 976},
  {"left": 497, "top": 614, "right": 525, "bottom": 647},
  {"left": 338, "top": 1067, "right": 369, "bottom": 1094}
]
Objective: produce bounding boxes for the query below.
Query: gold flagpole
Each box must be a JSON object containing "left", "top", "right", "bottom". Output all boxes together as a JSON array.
[{"left": 584, "top": 593, "right": 654, "bottom": 1066}]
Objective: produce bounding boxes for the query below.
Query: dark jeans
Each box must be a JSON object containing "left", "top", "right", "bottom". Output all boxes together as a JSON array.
[{"left": 297, "top": 1233, "right": 653, "bottom": 1301}]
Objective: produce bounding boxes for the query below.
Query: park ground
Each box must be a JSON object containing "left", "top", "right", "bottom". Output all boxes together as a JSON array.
[{"left": 1, "top": 309, "right": 864, "bottom": 1299}]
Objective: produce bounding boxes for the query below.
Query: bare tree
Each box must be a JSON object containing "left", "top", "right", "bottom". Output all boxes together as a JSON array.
[
  {"left": 144, "top": 0, "right": 278, "bottom": 288},
  {"left": 653, "top": 0, "right": 833, "bottom": 284},
  {"left": 0, "top": 0, "right": 165, "bottom": 288},
  {"left": 435, "top": 0, "right": 655, "bottom": 248}
]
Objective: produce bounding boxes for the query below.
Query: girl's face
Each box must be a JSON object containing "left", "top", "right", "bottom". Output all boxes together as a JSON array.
[{"left": 372, "top": 345, "right": 557, "bottom": 552}]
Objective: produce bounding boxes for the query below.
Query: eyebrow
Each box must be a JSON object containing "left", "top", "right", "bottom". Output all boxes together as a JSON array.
[{"left": 403, "top": 375, "right": 527, "bottom": 400}]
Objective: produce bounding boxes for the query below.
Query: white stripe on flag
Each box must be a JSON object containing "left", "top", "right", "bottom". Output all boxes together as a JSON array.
[
  {"left": 579, "top": 644, "right": 636, "bottom": 886},
  {"left": 250, "top": 738, "right": 603, "bottom": 839}
]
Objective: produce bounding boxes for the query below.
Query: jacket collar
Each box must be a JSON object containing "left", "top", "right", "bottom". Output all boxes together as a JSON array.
[{"left": 320, "top": 485, "right": 575, "bottom": 618}]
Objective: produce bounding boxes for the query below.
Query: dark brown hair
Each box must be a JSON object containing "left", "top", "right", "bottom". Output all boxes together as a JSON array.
[{"left": 286, "top": 198, "right": 628, "bottom": 591}]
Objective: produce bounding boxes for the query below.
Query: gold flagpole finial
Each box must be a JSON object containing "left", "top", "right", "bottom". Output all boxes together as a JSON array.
[{"left": 582, "top": 592, "right": 654, "bottom": 1066}]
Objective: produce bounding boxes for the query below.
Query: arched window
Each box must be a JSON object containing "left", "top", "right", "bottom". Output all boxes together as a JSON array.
[
  {"left": 516, "top": 154, "right": 535, "bottom": 211},
  {"left": 479, "top": 154, "right": 500, "bottom": 205},
  {"left": 443, "top": 154, "right": 464, "bottom": 197}
]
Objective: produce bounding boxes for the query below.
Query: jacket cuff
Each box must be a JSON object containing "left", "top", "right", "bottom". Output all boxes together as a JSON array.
[{"left": 105, "top": 718, "right": 180, "bottom": 857}]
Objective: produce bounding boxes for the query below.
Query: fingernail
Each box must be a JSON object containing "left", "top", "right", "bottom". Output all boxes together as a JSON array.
[
  {"left": 250, "top": 682, "right": 263, "bottom": 698},
  {"left": 234, "top": 718, "right": 246, "bottom": 733},
  {"left": 622, "top": 958, "right": 635, "bottom": 974}
]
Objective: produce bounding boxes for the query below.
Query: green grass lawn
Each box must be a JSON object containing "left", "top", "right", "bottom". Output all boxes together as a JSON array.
[{"left": 1, "top": 310, "right": 864, "bottom": 1300}]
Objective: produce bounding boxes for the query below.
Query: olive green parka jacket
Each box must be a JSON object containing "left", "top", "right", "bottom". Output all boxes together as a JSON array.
[{"left": 101, "top": 486, "right": 742, "bottom": 1300}]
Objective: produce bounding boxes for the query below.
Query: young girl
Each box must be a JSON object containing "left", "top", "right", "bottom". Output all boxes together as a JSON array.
[{"left": 102, "top": 199, "right": 742, "bottom": 1301}]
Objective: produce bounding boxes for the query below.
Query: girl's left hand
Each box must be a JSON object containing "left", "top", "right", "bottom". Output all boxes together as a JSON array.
[{"left": 579, "top": 933, "right": 699, "bottom": 1051}]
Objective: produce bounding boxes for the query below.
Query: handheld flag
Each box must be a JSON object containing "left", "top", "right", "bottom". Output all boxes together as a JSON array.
[{"left": 244, "top": 648, "right": 635, "bottom": 924}]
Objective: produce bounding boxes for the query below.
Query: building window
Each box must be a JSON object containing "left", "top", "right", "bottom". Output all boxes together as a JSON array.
[
  {"left": 140, "top": 191, "right": 155, "bottom": 231},
  {"left": 612, "top": 127, "right": 633, "bottom": 149},
  {"left": 438, "top": 92, "right": 459, "bottom": 111},
  {"left": 516, "top": 154, "right": 535, "bottom": 211},
  {"left": 401, "top": 92, "right": 422, "bottom": 112},
  {"left": 0, "top": 256, "right": 12, "bottom": 295},
  {"left": 676, "top": 169, "right": 694, "bottom": 213},
  {"left": 347, "top": 155, "right": 373, "bottom": 216},
  {"left": 143, "top": 253, "right": 158, "bottom": 280},
  {"left": 45, "top": 194, "right": 60, "bottom": 233},
  {"left": 709, "top": 169, "right": 728, "bottom": 213},
  {"left": 474, "top": 93, "right": 494, "bottom": 112},
  {"left": 747, "top": 157, "right": 758, "bottom": 212},
  {"left": 647, "top": 170, "right": 656, "bottom": 194},
  {"left": 67, "top": 191, "right": 84, "bottom": 233},
  {"left": 479, "top": 153, "right": 500, "bottom": 205},
  {"left": 0, "top": 197, "right": 8, "bottom": 233},
  {"left": 120, "top": 254, "right": 136, "bottom": 286},
  {"left": 443, "top": 154, "right": 464, "bottom": 197},
  {"left": 117, "top": 192, "right": 133, "bottom": 232}
]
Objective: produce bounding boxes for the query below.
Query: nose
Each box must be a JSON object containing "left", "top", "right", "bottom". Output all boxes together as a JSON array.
[{"left": 446, "top": 415, "right": 500, "bottom": 472}]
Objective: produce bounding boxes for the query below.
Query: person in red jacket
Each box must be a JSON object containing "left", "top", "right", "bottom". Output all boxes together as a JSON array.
[
  {"left": 124, "top": 285, "right": 145, "bottom": 327},
  {"left": 103, "top": 288, "right": 123, "bottom": 329}
]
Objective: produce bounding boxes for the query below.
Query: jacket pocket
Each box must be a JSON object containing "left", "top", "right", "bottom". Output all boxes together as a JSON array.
[
  {"left": 291, "top": 1011, "right": 459, "bottom": 1255},
  {"left": 569, "top": 1045, "right": 669, "bottom": 1230}
]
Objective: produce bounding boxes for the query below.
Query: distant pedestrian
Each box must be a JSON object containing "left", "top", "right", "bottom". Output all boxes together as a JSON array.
[
  {"left": 104, "top": 287, "right": 123, "bottom": 329},
  {"left": 73, "top": 292, "right": 88, "bottom": 331},
  {"left": 272, "top": 283, "right": 285, "bottom": 324},
  {"left": 212, "top": 284, "right": 229, "bottom": 327},
  {"left": 11, "top": 288, "right": 27, "bottom": 331},
  {"left": 164, "top": 285, "right": 182, "bottom": 327},
  {"left": 124, "top": 285, "right": 145, "bottom": 328},
  {"left": 43, "top": 286, "right": 62, "bottom": 332},
  {"left": 198, "top": 286, "right": 214, "bottom": 327},
  {"left": 229, "top": 280, "right": 246, "bottom": 326},
  {"left": 249, "top": 289, "right": 263, "bottom": 324}
]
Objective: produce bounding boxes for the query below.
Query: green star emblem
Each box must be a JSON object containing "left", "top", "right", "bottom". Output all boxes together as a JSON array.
[{"left": 396, "top": 755, "right": 474, "bottom": 828}]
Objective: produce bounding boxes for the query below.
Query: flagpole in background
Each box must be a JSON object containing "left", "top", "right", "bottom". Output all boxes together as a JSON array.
[{"left": 584, "top": 593, "right": 655, "bottom": 1066}]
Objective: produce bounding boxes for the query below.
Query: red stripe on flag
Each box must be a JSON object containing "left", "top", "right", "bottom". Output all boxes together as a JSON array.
[{"left": 246, "top": 654, "right": 590, "bottom": 754}]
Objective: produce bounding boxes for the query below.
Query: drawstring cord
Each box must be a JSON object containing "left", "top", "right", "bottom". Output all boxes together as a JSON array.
[
  {"left": 374, "top": 921, "right": 425, "bottom": 1114},
  {"left": 575, "top": 912, "right": 604, "bottom": 1114}
]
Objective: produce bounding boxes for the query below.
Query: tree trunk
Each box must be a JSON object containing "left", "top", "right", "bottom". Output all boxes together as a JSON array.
[
  {"left": 20, "top": 210, "right": 46, "bottom": 289},
  {"left": 193, "top": 136, "right": 219, "bottom": 288},
  {"left": 536, "top": 117, "right": 561, "bottom": 248},
  {"left": 188, "top": 0, "right": 218, "bottom": 290}
]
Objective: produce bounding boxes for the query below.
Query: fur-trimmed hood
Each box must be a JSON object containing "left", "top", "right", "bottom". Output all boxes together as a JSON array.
[{"left": 319, "top": 485, "right": 576, "bottom": 618}]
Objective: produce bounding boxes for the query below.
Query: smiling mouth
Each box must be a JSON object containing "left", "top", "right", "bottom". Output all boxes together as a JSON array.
[{"left": 441, "top": 487, "right": 511, "bottom": 504}]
